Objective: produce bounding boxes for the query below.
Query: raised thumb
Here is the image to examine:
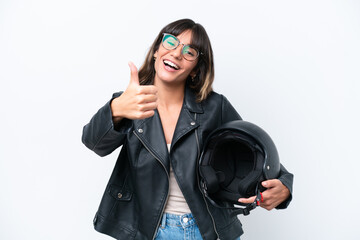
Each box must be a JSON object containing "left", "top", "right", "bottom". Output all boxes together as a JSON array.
[{"left": 128, "top": 61, "right": 140, "bottom": 85}]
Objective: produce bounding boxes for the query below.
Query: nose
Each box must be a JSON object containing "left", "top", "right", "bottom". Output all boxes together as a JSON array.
[{"left": 170, "top": 44, "right": 183, "bottom": 59}]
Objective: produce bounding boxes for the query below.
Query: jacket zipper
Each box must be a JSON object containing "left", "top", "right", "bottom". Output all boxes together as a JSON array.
[
  {"left": 194, "top": 113, "right": 220, "bottom": 239},
  {"left": 133, "top": 130, "right": 170, "bottom": 240}
]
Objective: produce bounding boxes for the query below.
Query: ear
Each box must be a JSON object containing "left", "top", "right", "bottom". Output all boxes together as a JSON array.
[
  {"left": 190, "top": 69, "right": 198, "bottom": 79},
  {"left": 153, "top": 51, "right": 158, "bottom": 59}
]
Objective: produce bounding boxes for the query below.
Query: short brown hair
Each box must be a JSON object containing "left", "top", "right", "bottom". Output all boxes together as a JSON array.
[{"left": 138, "top": 19, "right": 214, "bottom": 102}]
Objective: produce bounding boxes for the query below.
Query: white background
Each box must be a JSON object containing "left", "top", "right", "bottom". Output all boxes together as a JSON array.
[{"left": 1, "top": 0, "right": 359, "bottom": 239}]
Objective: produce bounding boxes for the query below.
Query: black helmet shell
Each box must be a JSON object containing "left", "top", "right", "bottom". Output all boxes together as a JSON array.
[{"left": 199, "top": 120, "right": 280, "bottom": 204}]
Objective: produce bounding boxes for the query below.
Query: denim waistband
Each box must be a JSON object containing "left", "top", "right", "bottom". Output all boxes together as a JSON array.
[{"left": 160, "top": 213, "right": 196, "bottom": 228}]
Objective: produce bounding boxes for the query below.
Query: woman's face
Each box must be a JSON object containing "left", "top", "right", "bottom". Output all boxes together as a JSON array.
[{"left": 153, "top": 30, "right": 198, "bottom": 86}]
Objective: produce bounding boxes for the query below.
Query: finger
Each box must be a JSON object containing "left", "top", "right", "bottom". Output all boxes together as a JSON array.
[
  {"left": 238, "top": 196, "right": 256, "bottom": 204},
  {"left": 132, "top": 92, "right": 157, "bottom": 105},
  {"left": 138, "top": 94, "right": 158, "bottom": 104},
  {"left": 137, "top": 85, "right": 158, "bottom": 95},
  {"left": 137, "top": 102, "right": 158, "bottom": 112},
  {"left": 137, "top": 109, "right": 155, "bottom": 119},
  {"left": 262, "top": 179, "right": 280, "bottom": 188},
  {"left": 128, "top": 61, "right": 140, "bottom": 85}
]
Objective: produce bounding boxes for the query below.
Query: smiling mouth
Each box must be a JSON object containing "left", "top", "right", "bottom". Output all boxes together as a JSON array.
[{"left": 163, "top": 60, "right": 179, "bottom": 70}]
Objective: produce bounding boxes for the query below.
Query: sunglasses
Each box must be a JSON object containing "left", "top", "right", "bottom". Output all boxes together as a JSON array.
[{"left": 161, "top": 33, "right": 202, "bottom": 61}]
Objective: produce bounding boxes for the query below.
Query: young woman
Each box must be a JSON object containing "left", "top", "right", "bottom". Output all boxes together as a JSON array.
[{"left": 82, "top": 18, "right": 293, "bottom": 240}]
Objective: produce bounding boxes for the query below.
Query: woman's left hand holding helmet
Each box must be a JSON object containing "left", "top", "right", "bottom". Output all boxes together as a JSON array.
[{"left": 238, "top": 180, "right": 290, "bottom": 211}]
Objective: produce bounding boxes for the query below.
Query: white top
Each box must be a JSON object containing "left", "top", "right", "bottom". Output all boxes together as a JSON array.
[{"left": 164, "top": 144, "right": 191, "bottom": 215}]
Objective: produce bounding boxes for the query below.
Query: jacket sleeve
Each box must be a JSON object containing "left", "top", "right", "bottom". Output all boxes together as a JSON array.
[
  {"left": 220, "top": 94, "right": 294, "bottom": 209},
  {"left": 81, "top": 92, "right": 132, "bottom": 157},
  {"left": 276, "top": 164, "right": 294, "bottom": 209}
]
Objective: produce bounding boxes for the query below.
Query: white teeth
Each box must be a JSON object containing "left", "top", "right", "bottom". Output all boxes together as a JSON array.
[{"left": 163, "top": 60, "right": 179, "bottom": 70}]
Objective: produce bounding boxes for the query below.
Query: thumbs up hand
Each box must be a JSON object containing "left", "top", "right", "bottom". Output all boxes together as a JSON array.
[{"left": 111, "top": 62, "right": 158, "bottom": 122}]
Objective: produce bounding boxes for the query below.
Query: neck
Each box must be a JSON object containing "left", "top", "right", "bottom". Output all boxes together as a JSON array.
[{"left": 155, "top": 80, "right": 186, "bottom": 108}]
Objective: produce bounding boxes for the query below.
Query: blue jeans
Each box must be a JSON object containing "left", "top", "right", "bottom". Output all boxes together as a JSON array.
[{"left": 154, "top": 213, "right": 240, "bottom": 240}]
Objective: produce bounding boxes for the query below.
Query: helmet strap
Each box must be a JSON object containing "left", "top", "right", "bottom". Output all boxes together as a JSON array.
[{"left": 202, "top": 182, "right": 263, "bottom": 216}]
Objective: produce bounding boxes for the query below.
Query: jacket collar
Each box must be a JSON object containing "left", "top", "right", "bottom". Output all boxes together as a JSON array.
[{"left": 184, "top": 86, "right": 204, "bottom": 114}]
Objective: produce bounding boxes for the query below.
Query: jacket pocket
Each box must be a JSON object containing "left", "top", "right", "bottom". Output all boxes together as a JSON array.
[
  {"left": 97, "top": 182, "right": 133, "bottom": 218},
  {"left": 108, "top": 184, "right": 133, "bottom": 201}
]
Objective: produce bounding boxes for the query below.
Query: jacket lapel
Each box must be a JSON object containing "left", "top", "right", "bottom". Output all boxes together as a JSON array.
[
  {"left": 133, "top": 110, "right": 170, "bottom": 171},
  {"left": 172, "top": 87, "right": 203, "bottom": 148}
]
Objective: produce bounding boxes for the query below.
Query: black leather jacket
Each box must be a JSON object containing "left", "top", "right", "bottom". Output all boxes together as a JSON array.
[{"left": 82, "top": 87, "right": 293, "bottom": 240}]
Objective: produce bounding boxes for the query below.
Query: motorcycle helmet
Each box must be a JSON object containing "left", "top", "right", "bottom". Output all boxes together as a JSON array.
[{"left": 199, "top": 120, "right": 280, "bottom": 215}]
